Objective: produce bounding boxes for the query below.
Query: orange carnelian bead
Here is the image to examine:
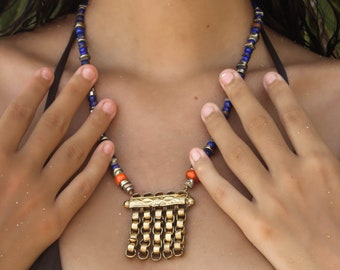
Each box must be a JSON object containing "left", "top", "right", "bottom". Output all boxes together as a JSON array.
[
  {"left": 252, "top": 22, "right": 262, "bottom": 29},
  {"left": 186, "top": 169, "right": 199, "bottom": 183},
  {"left": 115, "top": 173, "right": 127, "bottom": 186}
]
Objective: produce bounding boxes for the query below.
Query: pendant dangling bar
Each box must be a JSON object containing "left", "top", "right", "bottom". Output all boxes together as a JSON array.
[{"left": 124, "top": 192, "right": 195, "bottom": 261}]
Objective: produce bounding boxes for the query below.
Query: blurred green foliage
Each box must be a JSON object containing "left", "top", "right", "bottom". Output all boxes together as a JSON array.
[
  {"left": 305, "top": 0, "right": 340, "bottom": 57},
  {"left": 0, "top": 0, "right": 65, "bottom": 35}
]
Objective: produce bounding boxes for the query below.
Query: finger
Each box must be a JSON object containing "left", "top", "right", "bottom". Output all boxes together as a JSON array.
[
  {"left": 54, "top": 140, "right": 114, "bottom": 229},
  {"left": 42, "top": 99, "right": 116, "bottom": 192},
  {"left": 0, "top": 68, "right": 53, "bottom": 152},
  {"left": 189, "top": 148, "right": 258, "bottom": 226},
  {"left": 22, "top": 65, "right": 98, "bottom": 166},
  {"left": 201, "top": 102, "right": 269, "bottom": 195},
  {"left": 263, "top": 72, "right": 329, "bottom": 156},
  {"left": 219, "top": 69, "right": 292, "bottom": 171}
]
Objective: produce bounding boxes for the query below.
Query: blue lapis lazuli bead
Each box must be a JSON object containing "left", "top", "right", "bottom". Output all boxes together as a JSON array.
[
  {"left": 248, "top": 39, "right": 256, "bottom": 45},
  {"left": 207, "top": 140, "right": 217, "bottom": 149},
  {"left": 89, "top": 100, "right": 97, "bottom": 107},
  {"left": 88, "top": 95, "right": 97, "bottom": 103},
  {"left": 81, "top": 59, "right": 90, "bottom": 65},
  {"left": 78, "top": 44, "right": 86, "bottom": 50},
  {"left": 223, "top": 99, "right": 232, "bottom": 110},
  {"left": 241, "top": 55, "right": 250, "bottom": 62},
  {"left": 76, "top": 27, "right": 85, "bottom": 36},
  {"left": 204, "top": 147, "right": 213, "bottom": 157},
  {"left": 73, "top": 1, "right": 264, "bottom": 187},
  {"left": 111, "top": 164, "right": 120, "bottom": 171},
  {"left": 244, "top": 47, "right": 253, "bottom": 55},
  {"left": 79, "top": 47, "right": 88, "bottom": 55}
]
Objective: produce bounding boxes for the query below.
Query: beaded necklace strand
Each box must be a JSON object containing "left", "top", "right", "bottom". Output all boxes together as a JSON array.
[{"left": 74, "top": 0, "right": 263, "bottom": 261}]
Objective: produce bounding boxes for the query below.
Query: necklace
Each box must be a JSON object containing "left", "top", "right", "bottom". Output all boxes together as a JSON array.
[{"left": 74, "top": 0, "right": 263, "bottom": 262}]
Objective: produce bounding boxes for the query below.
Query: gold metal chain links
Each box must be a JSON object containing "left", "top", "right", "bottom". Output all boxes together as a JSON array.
[{"left": 124, "top": 191, "right": 195, "bottom": 261}]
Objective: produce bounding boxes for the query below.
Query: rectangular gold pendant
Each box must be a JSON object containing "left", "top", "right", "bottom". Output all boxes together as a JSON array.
[{"left": 124, "top": 191, "right": 195, "bottom": 261}]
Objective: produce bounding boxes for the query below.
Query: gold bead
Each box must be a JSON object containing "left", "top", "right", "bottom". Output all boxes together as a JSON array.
[
  {"left": 177, "top": 208, "right": 185, "bottom": 217},
  {"left": 143, "top": 211, "right": 151, "bottom": 220},
  {"left": 176, "top": 219, "right": 184, "bottom": 229},
  {"left": 143, "top": 232, "right": 151, "bottom": 242},
  {"left": 129, "top": 233, "right": 138, "bottom": 243},
  {"left": 166, "top": 209, "right": 173, "bottom": 219},
  {"left": 131, "top": 221, "right": 139, "bottom": 231},
  {"left": 154, "top": 233, "right": 161, "bottom": 243},
  {"left": 175, "top": 230, "right": 183, "bottom": 240},
  {"left": 165, "top": 232, "right": 172, "bottom": 242},
  {"left": 143, "top": 221, "right": 151, "bottom": 231},
  {"left": 163, "top": 242, "right": 171, "bottom": 253},
  {"left": 153, "top": 244, "right": 161, "bottom": 255},
  {"left": 127, "top": 243, "right": 136, "bottom": 253},
  {"left": 132, "top": 211, "right": 139, "bottom": 220},
  {"left": 155, "top": 209, "right": 163, "bottom": 219},
  {"left": 140, "top": 243, "right": 148, "bottom": 253},
  {"left": 166, "top": 221, "right": 173, "bottom": 231},
  {"left": 174, "top": 241, "right": 183, "bottom": 251},
  {"left": 154, "top": 220, "right": 162, "bottom": 231}
]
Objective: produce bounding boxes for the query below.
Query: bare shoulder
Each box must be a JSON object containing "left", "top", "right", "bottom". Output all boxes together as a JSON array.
[
  {"left": 256, "top": 29, "right": 340, "bottom": 156},
  {"left": 276, "top": 35, "right": 340, "bottom": 156},
  {"left": 268, "top": 27, "right": 340, "bottom": 94},
  {"left": 0, "top": 15, "right": 75, "bottom": 110}
]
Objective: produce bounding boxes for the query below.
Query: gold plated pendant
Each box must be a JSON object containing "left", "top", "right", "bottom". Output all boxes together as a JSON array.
[{"left": 124, "top": 191, "right": 195, "bottom": 261}]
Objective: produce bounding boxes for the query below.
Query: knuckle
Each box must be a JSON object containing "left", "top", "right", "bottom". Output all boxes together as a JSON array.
[
  {"left": 280, "top": 106, "right": 303, "bottom": 126},
  {"left": 8, "top": 101, "right": 34, "bottom": 123},
  {"left": 64, "top": 142, "right": 87, "bottom": 163},
  {"left": 2, "top": 166, "right": 35, "bottom": 195},
  {"left": 304, "top": 153, "right": 334, "bottom": 183},
  {"left": 228, "top": 144, "right": 248, "bottom": 162},
  {"left": 267, "top": 196, "right": 290, "bottom": 218},
  {"left": 67, "top": 75, "right": 91, "bottom": 96},
  {"left": 253, "top": 218, "right": 276, "bottom": 242},
  {"left": 42, "top": 111, "right": 68, "bottom": 134},
  {"left": 245, "top": 114, "right": 270, "bottom": 134},
  {"left": 37, "top": 214, "right": 64, "bottom": 238},
  {"left": 2, "top": 178, "right": 22, "bottom": 199},
  {"left": 211, "top": 184, "right": 229, "bottom": 204},
  {"left": 77, "top": 180, "right": 93, "bottom": 198},
  {"left": 306, "top": 154, "right": 325, "bottom": 171}
]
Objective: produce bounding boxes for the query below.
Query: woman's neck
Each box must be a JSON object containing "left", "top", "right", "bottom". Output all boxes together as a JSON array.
[{"left": 84, "top": 0, "right": 257, "bottom": 81}]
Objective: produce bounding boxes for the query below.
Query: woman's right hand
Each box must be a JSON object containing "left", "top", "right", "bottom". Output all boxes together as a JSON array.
[{"left": 0, "top": 65, "right": 116, "bottom": 270}]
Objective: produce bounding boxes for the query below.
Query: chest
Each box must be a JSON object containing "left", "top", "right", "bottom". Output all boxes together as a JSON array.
[{"left": 58, "top": 73, "right": 276, "bottom": 269}]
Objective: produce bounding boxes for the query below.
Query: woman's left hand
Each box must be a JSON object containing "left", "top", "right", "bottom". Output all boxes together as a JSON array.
[{"left": 190, "top": 70, "right": 340, "bottom": 270}]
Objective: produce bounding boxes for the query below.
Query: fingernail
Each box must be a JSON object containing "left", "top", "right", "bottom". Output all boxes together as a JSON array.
[
  {"left": 103, "top": 142, "right": 114, "bottom": 155},
  {"left": 102, "top": 101, "right": 114, "bottom": 115},
  {"left": 41, "top": 68, "right": 52, "bottom": 81},
  {"left": 190, "top": 148, "right": 203, "bottom": 163},
  {"left": 220, "top": 70, "right": 236, "bottom": 86},
  {"left": 81, "top": 66, "right": 96, "bottom": 81},
  {"left": 201, "top": 103, "right": 216, "bottom": 118},
  {"left": 264, "top": 72, "right": 279, "bottom": 86}
]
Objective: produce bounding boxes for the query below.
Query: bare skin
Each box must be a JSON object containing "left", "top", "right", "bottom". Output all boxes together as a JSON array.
[{"left": 0, "top": 0, "right": 339, "bottom": 269}]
